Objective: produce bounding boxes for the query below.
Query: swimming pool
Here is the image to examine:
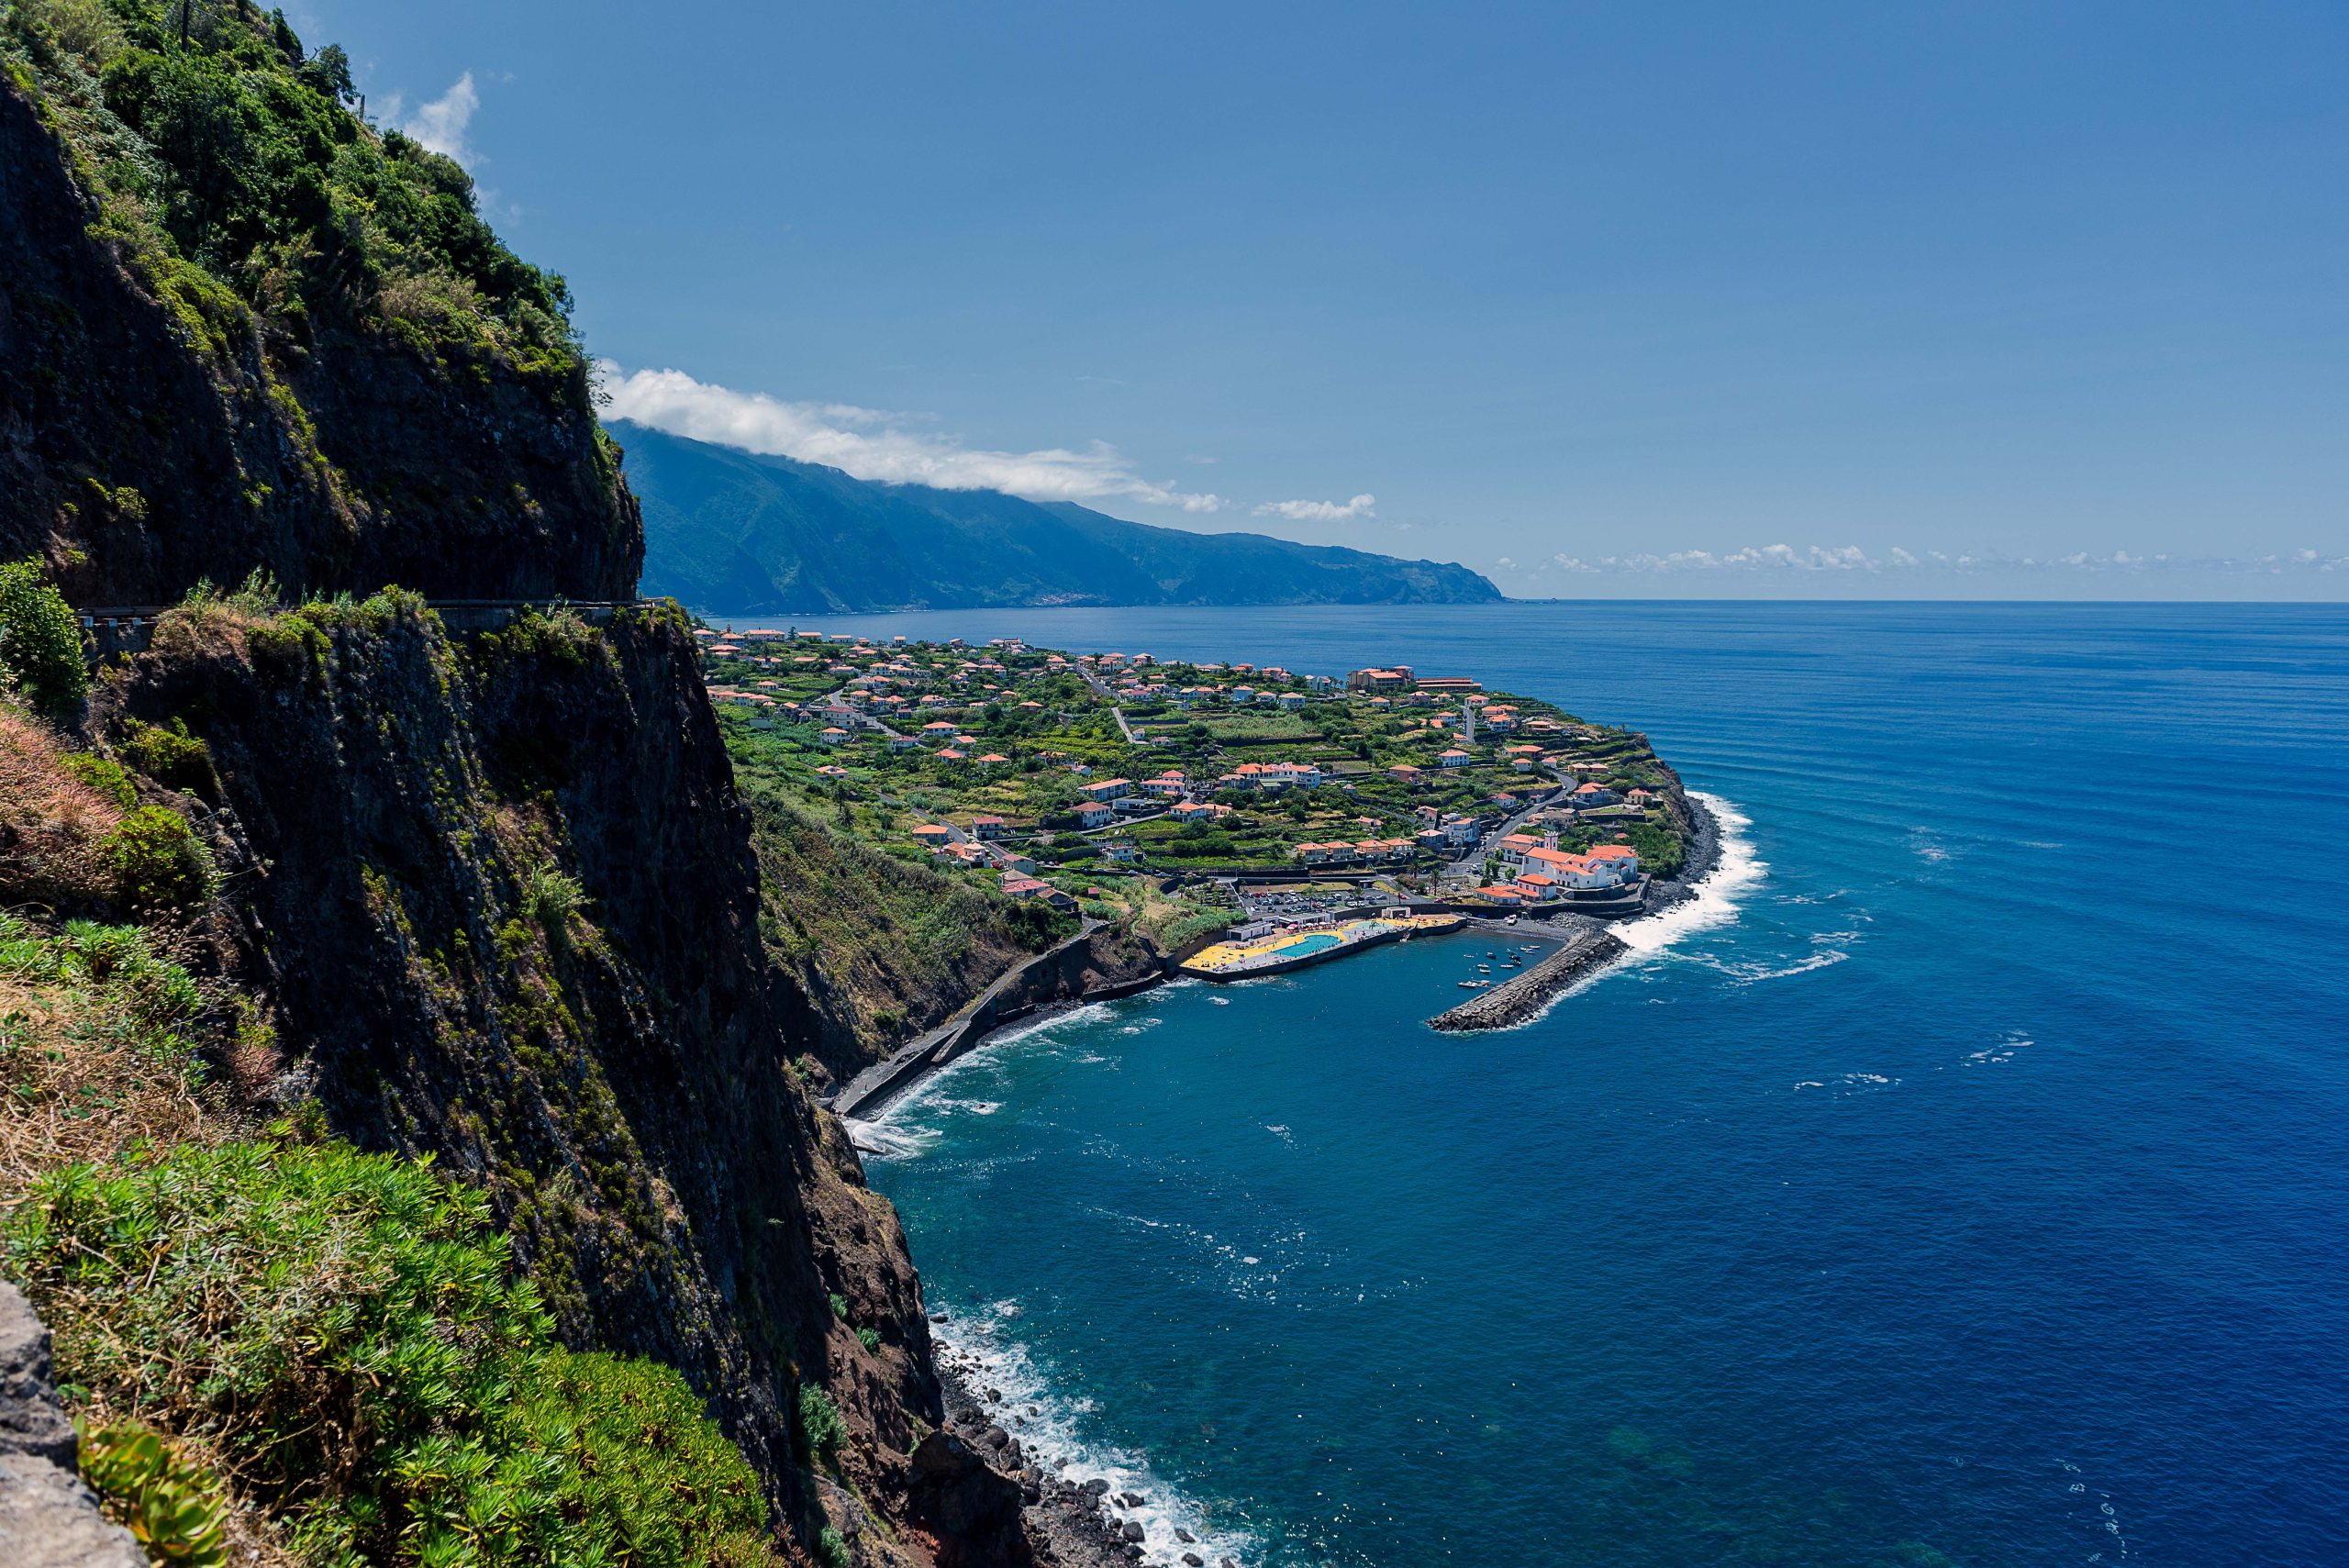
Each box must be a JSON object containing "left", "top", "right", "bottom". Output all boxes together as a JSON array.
[{"left": 1271, "top": 931, "right": 1343, "bottom": 957}]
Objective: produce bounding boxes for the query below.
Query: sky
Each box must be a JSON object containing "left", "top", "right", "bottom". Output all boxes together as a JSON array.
[{"left": 303, "top": 1, "right": 2347, "bottom": 598}]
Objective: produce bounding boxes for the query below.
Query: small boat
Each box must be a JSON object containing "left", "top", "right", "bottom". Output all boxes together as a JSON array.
[{"left": 1457, "top": 979, "right": 1490, "bottom": 990}]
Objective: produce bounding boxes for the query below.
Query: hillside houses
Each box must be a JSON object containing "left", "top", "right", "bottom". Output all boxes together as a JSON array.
[
  {"left": 1485, "top": 831, "right": 1642, "bottom": 900},
  {"left": 1292, "top": 838, "right": 1415, "bottom": 866},
  {"left": 696, "top": 623, "right": 1687, "bottom": 902}
]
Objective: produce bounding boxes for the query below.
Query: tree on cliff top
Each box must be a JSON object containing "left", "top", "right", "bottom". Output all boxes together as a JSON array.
[{"left": 2, "top": 0, "right": 582, "bottom": 389}]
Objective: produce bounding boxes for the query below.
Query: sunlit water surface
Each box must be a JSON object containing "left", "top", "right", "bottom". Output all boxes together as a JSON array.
[{"left": 809, "top": 603, "right": 2349, "bottom": 1568}]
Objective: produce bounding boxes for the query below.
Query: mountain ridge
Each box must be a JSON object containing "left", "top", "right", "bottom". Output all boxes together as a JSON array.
[{"left": 610, "top": 418, "right": 1505, "bottom": 612}]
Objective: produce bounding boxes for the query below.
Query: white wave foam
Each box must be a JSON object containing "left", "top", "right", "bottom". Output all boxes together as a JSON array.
[
  {"left": 871, "top": 999, "right": 1126, "bottom": 1138},
  {"left": 1614, "top": 792, "right": 1765, "bottom": 956},
  {"left": 930, "top": 1307, "right": 1257, "bottom": 1568},
  {"left": 1965, "top": 1029, "right": 2034, "bottom": 1066},
  {"left": 841, "top": 1118, "right": 940, "bottom": 1159},
  {"left": 1730, "top": 948, "right": 1849, "bottom": 985},
  {"left": 1909, "top": 827, "right": 1954, "bottom": 863}
]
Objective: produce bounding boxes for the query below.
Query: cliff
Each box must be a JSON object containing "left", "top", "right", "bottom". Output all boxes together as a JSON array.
[
  {"left": 0, "top": 6, "right": 1008, "bottom": 1563},
  {"left": 615, "top": 419, "right": 1505, "bottom": 612},
  {"left": 0, "top": 9, "right": 639, "bottom": 604},
  {"left": 91, "top": 599, "right": 931, "bottom": 1488}
]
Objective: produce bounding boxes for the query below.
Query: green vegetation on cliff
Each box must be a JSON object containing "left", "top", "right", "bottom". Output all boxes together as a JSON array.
[
  {"left": 618, "top": 419, "right": 1507, "bottom": 612},
  {"left": 1, "top": 4, "right": 640, "bottom": 603},
  {"left": 3, "top": 0, "right": 579, "bottom": 388},
  {"left": 0, "top": 556, "right": 89, "bottom": 716},
  {"left": 2, "top": 584, "right": 940, "bottom": 1565},
  {"left": 9, "top": 1134, "right": 775, "bottom": 1567}
]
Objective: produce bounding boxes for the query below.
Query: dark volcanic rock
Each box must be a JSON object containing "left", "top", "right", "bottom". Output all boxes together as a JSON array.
[
  {"left": 1427, "top": 927, "right": 1628, "bottom": 1032},
  {"left": 0, "top": 1283, "right": 75, "bottom": 1471},
  {"left": 0, "top": 75, "right": 640, "bottom": 605},
  {"left": 909, "top": 1431, "right": 1033, "bottom": 1567},
  {"left": 0, "top": 1282, "right": 142, "bottom": 1568}
]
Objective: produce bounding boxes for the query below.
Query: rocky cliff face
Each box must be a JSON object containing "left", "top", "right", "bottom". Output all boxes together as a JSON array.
[
  {"left": 91, "top": 598, "right": 944, "bottom": 1544},
  {"left": 0, "top": 8, "right": 1055, "bottom": 1561},
  {"left": 0, "top": 40, "right": 639, "bottom": 605}
]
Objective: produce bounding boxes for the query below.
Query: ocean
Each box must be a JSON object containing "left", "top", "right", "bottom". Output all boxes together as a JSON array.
[{"left": 802, "top": 602, "right": 2349, "bottom": 1568}]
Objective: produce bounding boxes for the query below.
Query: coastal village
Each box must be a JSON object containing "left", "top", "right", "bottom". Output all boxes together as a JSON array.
[{"left": 697, "top": 624, "right": 1698, "bottom": 961}]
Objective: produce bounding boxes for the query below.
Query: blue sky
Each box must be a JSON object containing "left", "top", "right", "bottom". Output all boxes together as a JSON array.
[{"left": 304, "top": 1, "right": 2345, "bottom": 597}]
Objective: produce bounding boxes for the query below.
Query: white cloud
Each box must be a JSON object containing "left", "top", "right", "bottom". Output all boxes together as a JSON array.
[
  {"left": 1253, "top": 494, "right": 1376, "bottom": 523},
  {"left": 597, "top": 363, "right": 1228, "bottom": 513},
  {"left": 401, "top": 72, "right": 480, "bottom": 164}
]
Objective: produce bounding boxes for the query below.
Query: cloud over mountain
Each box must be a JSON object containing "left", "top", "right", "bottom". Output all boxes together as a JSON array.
[
  {"left": 1255, "top": 494, "right": 1376, "bottom": 522},
  {"left": 597, "top": 363, "right": 1228, "bottom": 514}
]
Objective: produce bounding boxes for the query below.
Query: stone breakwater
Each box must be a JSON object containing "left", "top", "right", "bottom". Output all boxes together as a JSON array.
[{"left": 1428, "top": 927, "right": 1628, "bottom": 1031}]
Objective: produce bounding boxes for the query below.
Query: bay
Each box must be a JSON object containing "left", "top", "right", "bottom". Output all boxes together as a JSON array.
[{"left": 790, "top": 602, "right": 2349, "bottom": 1568}]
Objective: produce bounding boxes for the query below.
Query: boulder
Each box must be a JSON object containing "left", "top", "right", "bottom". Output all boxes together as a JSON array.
[
  {"left": 0, "top": 1283, "right": 143, "bottom": 1568},
  {"left": 0, "top": 1284, "right": 77, "bottom": 1469},
  {"left": 907, "top": 1431, "right": 1032, "bottom": 1568}
]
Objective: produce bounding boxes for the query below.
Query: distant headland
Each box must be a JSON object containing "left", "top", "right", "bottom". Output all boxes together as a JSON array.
[{"left": 609, "top": 420, "right": 1506, "bottom": 613}]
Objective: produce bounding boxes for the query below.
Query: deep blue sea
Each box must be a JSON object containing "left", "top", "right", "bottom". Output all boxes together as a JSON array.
[{"left": 791, "top": 603, "right": 2349, "bottom": 1568}]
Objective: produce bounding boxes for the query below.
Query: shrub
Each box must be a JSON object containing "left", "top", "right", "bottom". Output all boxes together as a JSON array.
[
  {"left": 6, "top": 1139, "right": 776, "bottom": 1567},
  {"left": 518, "top": 863, "right": 585, "bottom": 929},
  {"left": 61, "top": 751, "right": 139, "bottom": 809},
  {"left": 117, "top": 718, "right": 216, "bottom": 796},
  {"left": 439, "top": 1346, "right": 774, "bottom": 1568},
  {"left": 475, "top": 604, "right": 602, "bottom": 670},
  {"left": 855, "top": 1327, "right": 881, "bottom": 1355},
  {"left": 80, "top": 1422, "right": 230, "bottom": 1568},
  {"left": 101, "top": 806, "right": 213, "bottom": 912},
  {"left": 1003, "top": 898, "right": 1076, "bottom": 951},
  {"left": 0, "top": 558, "right": 88, "bottom": 718},
  {"left": 796, "top": 1383, "right": 845, "bottom": 1462},
  {"left": 242, "top": 616, "right": 327, "bottom": 685},
  {"left": 815, "top": 1525, "right": 852, "bottom": 1568},
  {"left": 178, "top": 568, "right": 284, "bottom": 617},
  {"left": 0, "top": 911, "right": 215, "bottom": 1191}
]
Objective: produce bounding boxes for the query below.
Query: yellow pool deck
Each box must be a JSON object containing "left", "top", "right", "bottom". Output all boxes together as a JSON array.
[{"left": 1181, "top": 912, "right": 1467, "bottom": 979}]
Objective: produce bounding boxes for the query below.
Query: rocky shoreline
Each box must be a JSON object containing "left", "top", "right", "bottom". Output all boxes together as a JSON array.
[
  {"left": 932, "top": 1353, "right": 1241, "bottom": 1568},
  {"left": 1652, "top": 784, "right": 1727, "bottom": 908}
]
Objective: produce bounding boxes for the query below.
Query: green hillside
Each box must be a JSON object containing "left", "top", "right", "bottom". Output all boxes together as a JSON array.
[{"left": 610, "top": 418, "right": 1505, "bottom": 612}]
